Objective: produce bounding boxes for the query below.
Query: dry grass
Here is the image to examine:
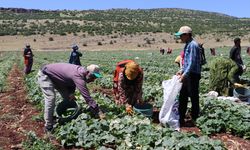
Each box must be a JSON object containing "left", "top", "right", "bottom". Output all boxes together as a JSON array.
[{"left": 0, "top": 33, "right": 249, "bottom": 51}]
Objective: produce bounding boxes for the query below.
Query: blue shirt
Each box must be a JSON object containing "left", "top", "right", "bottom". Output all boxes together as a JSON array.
[{"left": 182, "top": 38, "right": 201, "bottom": 76}]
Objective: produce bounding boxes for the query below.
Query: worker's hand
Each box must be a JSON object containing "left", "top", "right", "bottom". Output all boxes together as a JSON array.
[
  {"left": 242, "top": 65, "right": 247, "bottom": 72},
  {"left": 234, "top": 83, "right": 244, "bottom": 88},
  {"left": 138, "top": 100, "right": 144, "bottom": 104},
  {"left": 98, "top": 110, "right": 106, "bottom": 120},
  {"left": 69, "top": 94, "right": 76, "bottom": 101},
  {"left": 176, "top": 70, "right": 182, "bottom": 76},
  {"left": 126, "top": 104, "right": 133, "bottom": 115},
  {"left": 178, "top": 74, "right": 185, "bottom": 82}
]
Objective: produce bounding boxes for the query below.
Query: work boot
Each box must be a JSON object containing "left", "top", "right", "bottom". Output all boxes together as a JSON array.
[{"left": 44, "top": 126, "right": 54, "bottom": 134}]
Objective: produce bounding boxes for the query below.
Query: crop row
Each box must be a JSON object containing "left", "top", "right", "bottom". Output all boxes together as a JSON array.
[
  {"left": 16, "top": 48, "right": 250, "bottom": 149},
  {"left": 0, "top": 52, "right": 18, "bottom": 91}
]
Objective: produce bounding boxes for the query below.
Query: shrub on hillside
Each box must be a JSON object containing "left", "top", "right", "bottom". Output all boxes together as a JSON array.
[
  {"left": 49, "top": 37, "right": 54, "bottom": 41},
  {"left": 97, "top": 41, "right": 102, "bottom": 46},
  {"left": 162, "top": 39, "right": 167, "bottom": 43}
]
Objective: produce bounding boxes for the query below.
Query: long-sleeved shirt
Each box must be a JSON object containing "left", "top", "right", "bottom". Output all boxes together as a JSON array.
[
  {"left": 230, "top": 46, "right": 243, "bottom": 67},
  {"left": 23, "top": 48, "right": 33, "bottom": 60},
  {"left": 69, "top": 50, "right": 82, "bottom": 66},
  {"left": 42, "top": 63, "right": 98, "bottom": 109},
  {"left": 182, "top": 38, "right": 201, "bottom": 77},
  {"left": 116, "top": 71, "right": 143, "bottom": 106}
]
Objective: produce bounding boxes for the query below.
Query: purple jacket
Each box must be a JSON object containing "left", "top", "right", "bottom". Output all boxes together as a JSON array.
[{"left": 42, "top": 63, "right": 98, "bottom": 109}]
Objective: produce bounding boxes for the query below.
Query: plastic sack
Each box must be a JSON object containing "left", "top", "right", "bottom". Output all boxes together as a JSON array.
[{"left": 159, "top": 75, "right": 182, "bottom": 131}]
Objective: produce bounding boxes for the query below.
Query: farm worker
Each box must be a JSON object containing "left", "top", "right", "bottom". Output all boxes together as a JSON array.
[
  {"left": 69, "top": 44, "right": 82, "bottom": 66},
  {"left": 113, "top": 60, "right": 143, "bottom": 115},
  {"left": 175, "top": 26, "right": 201, "bottom": 126},
  {"left": 167, "top": 47, "right": 172, "bottom": 54},
  {"left": 210, "top": 48, "right": 216, "bottom": 56},
  {"left": 23, "top": 44, "right": 34, "bottom": 74},
  {"left": 199, "top": 43, "right": 207, "bottom": 65},
  {"left": 247, "top": 47, "right": 250, "bottom": 56},
  {"left": 160, "top": 48, "right": 165, "bottom": 55},
  {"left": 175, "top": 50, "right": 184, "bottom": 68},
  {"left": 209, "top": 57, "right": 244, "bottom": 96},
  {"left": 229, "top": 38, "right": 246, "bottom": 83},
  {"left": 37, "top": 63, "right": 105, "bottom": 133}
]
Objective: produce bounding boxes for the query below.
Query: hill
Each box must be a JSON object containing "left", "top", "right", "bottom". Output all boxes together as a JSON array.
[
  {"left": 0, "top": 8, "right": 249, "bottom": 51},
  {"left": 0, "top": 7, "right": 250, "bottom": 36}
]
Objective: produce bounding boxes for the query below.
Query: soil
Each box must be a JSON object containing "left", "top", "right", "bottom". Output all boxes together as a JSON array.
[
  {"left": 92, "top": 87, "right": 114, "bottom": 99},
  {"left": 0, "top": 65, "right": 63, "bottom": 149}
]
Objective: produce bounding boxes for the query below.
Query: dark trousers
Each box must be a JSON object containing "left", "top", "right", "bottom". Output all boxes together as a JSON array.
[
  {"left": 24, "top": 59, "right": 33, "bottom": 74},
  {"left": 179, "top": 73, "right": 201, "bottom": 122},
  {"left": 233, "top": 66, "right": 243, "bottom": 83}
]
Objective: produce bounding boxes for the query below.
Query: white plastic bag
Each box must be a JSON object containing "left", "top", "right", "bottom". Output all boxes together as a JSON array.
[{"left": 159, "top": 75, "right": 182, "bottom": 131}]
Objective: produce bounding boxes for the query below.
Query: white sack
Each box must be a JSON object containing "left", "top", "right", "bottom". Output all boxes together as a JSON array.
[{"left": 159, "top": 75, "right": 182, "bottom": 131}]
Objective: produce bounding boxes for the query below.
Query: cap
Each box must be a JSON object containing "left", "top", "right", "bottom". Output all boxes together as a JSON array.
[
  {"left": 25, "top": 44, "right": 30, "bottom": 48},
  {"left": 72, "top": 44, "right": 79, "bottom": 50},
  {"left": 234, "top": 38, "right": 241, "bottom": 43},
  {"left": 87, "top": 64, "right": 102, "bottom": 78},
  {"left": 125, "top": 61, "right": 140, "bottom": 80},
  {"left": 175, "top": 26, "right": 192, "bottom": 36}
]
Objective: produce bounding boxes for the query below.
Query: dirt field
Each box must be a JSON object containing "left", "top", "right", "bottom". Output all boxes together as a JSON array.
[
  {"left": 0, "top": 33, "right": 249, "bottom": 51},
  {"left": 0, "top": 65, "right": 66, "bottom": 149},
  {"left": 0, "top": 65, "right": 44, "bottom": 149}
]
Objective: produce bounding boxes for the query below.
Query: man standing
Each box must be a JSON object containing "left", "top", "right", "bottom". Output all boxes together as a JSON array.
[
  {"left": 175, "top": 26, "right": 201, "bottom": 126},
  {"left": 230, "top": 38, "right": 244, "bottom": 82},
  {"left": 23, "top": 44, "right": 34, "bottom": 74},
  {"left": 69, "top": 45, "right": 82, "bottom": 66},
  {"left": 37, "top": 63, "right": 105, "bottom": 133}
]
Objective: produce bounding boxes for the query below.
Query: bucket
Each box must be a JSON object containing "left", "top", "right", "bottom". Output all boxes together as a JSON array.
[
  {"left": 133, "top": 103, "right": 153, "bottom": 118},
  {"left": 56, "top": 100, "right": 81, "bottom": 124},
  {"left": 233, "top": 87, "right": 250, "bottom": 102}
]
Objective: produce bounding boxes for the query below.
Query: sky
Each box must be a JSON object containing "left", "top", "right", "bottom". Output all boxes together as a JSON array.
[{"left": 0, "top": 0, "right": 249, "bottom": 18}]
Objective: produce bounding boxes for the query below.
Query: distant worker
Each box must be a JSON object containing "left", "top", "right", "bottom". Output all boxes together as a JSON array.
[
  {"left": 175, "top": 26, "right": 201, "bottom": 126},
  {"left": 229, "top": 38, "right": 245, "bottom": 82},
  {"left": 69, "top": 45, "right": 82, "bottom": 66},
  {"left": 247, "top": 47, "right": 250, "bottom": 56},
  {"left": 209, "top": 57, "right": 244, "bottom": 96},
  {"left": 113, "top": 60, "right": 143, "bottom": 115},
  {"left": 23, "top": 44, "right": 34, "bottom": 74},
  {"left": 199, "top": 43, "right": 207, "bottom": 65},
  {"left": 210, "top": 48, "right": 216, "bottom": 56},
  {"left": 167, "top": 47, "right": 172, "bottom": 54},
  {"left": 160, "top": 48, "right": 165, "bottom": 55},
  {"left": 175, "top": 50, "right": 184, "bottom": 68},
  {"left": 37, "top": 63, "right": 105, "bottom": 133}
]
